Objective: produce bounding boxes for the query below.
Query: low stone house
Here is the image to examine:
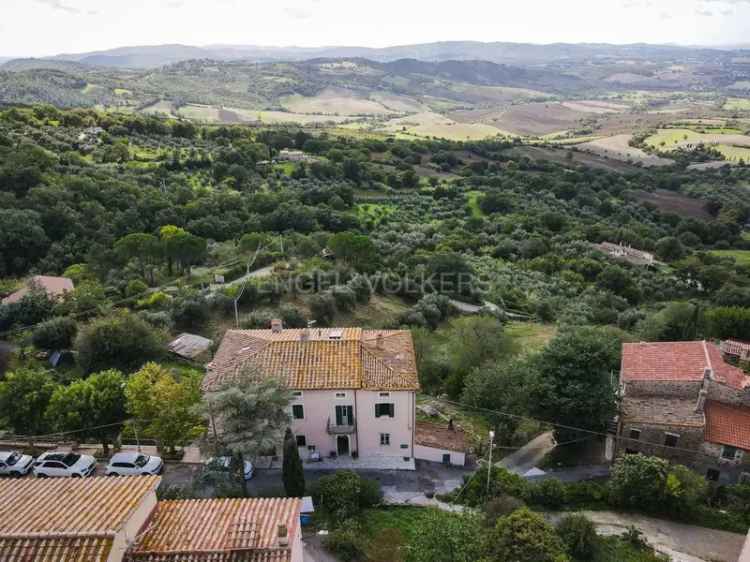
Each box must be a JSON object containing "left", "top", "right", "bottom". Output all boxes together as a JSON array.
[
  {"left": 615, "top": 340, "right": 750, "bottom": 483},
  {"left": 414, "top": 420, "right": 467, "bottom": 466}
]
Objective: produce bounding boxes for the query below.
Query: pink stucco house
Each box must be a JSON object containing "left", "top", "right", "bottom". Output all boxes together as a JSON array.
[{"left": 204, "top": 324, "right": 420, "bottom": 464}]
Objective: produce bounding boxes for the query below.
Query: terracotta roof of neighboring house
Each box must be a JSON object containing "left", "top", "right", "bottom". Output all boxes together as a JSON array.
[
  {"left": 721, "top": 339, "right": 750, "bottom": 357},
  {"left": 415, "top": 421, "right": 467, "bottom": 452},
  {"left": 127, "top": 498, "right": 300, "bottom": 562},
  {"left": 705, "top": 401, "right": 750, "bottom": 451},
  {"left": 203, "top": 328, "right": 419, "bottom": 392},
  {"left": 1, "top": 275, "right": 74, "bottom": 305},
  {"left": 0, "top": 476, "right": 160, "bottom": 562},
  {"left": 621, "top": 341, "right": 750, "bottom": 390},
  {"left": 620, "top": 396, "right": 705, "bottom": 428}
]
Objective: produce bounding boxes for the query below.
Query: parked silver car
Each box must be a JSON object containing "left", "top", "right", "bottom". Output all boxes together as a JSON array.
[
  {"left": 105, "top": 452, "right": 164, "bottom": 476},
  {"left": 0, "top": 451, "right": 34, "bottom": 477}
]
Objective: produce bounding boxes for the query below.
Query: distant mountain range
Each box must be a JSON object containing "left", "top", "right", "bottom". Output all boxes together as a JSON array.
[{"left": 5, "top": 41, "right": 748, "bottom": 69}]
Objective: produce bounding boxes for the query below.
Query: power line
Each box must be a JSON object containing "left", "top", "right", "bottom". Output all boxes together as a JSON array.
[{"left": 434, "top": 397, "right": 732, "bottom": 463}]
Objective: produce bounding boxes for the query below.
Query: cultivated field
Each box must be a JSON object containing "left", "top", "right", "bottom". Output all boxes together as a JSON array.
[
  {"left": 280, "top": 88, "right": 395, "bottom": 116},
  {"left": 379, "top": 111, "right": 509, "bottom": 141},
  {"left": 632, "top": 189, "right": 713, "bottom": 219},
  {"left": 453, "top": 102, "right": 592, "bottom": 136},
  {"left": 578, "top": 134, "right": 673, "bottom": 167}
]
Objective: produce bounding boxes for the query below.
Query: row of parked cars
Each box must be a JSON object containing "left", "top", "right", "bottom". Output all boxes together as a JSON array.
[
  {"left": 0, "top": 450, "right": 255, "bottom": 480},
  {"left": 0, "top": 450, "right": 163, "bottom": 478}
]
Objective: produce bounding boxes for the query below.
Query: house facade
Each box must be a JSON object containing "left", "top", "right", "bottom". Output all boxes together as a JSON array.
[
  {"left": 615, "top": 340, "right": 750, "bottom": 484},
  {"left": 204, "top": 325, "right": 419, "bottom": 465}
]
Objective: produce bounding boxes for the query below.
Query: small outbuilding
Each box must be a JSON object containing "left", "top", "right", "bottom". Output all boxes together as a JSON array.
[
  {"left": 414, "top": 420, "right": 467, "bottom": 467},
  {"left": 168, "top": 333, "right": 213, "bottom": 361},
  {"left": 1, "top": 276, "right": 74, "bottom": 305}
]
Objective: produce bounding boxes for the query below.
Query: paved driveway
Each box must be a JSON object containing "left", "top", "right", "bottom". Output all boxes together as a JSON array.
[{"left": 547, "top": 510, "right": 746, "bottom": 562}]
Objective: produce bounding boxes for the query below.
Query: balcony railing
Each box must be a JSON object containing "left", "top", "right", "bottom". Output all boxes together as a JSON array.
[{"left": 327, "top": 417, "right": 356, "bottom": 435}]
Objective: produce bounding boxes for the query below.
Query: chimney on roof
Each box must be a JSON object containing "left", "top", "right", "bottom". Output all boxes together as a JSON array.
[
  {"left": 704, "top": 367, "right": 713, "bottom": 381},
  {"left": 277, "top": 524, "right": 289, "bottom": 547},
  {"left": 271, "top": 319, "right": 283, "bottom": 333},
  {"left": 376, "top": 332, "right": 384, "bottom": 349},
  {"left": 695, "top": 388, "right": 708, "bottom": 413}
]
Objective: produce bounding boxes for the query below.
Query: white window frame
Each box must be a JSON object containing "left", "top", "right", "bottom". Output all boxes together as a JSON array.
[
  {"left": 380, "top": 433, "right": 390, "bottom": 446},
  {"left": 379, "top": 392, "right": 391, "bottom": 398},
  {"left": 334, "top": 392, "right": 347, "bottom": 399},
  {"left": 292, "top": 404, "right": 305, "bottom": 420},
  {"left": 292, "top": 391, "right": 303, "bottom": 399}
]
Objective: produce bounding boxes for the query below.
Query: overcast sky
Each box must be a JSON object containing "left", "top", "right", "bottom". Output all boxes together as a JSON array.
[{"left": 2, "top": 0, "right": 749, "bottom": 57}]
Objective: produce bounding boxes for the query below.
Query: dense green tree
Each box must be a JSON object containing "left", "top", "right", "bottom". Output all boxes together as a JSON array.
[
  {"left": 557, "top": 514, "right": 598, "bottom": 560},
  {"left": 487, "top": 507, "right": 569, "bottom": 562},
  {"left": 705, "top": 306, "right": 750, "bottom": 339},
  {"left": 199, "top": 375, "right": 291, "bottom": 495},
  {"left": 125, "top": 362, "right": 203, "bottom": 455},
  {"left": 528, "top": 327, "right": 623, "bottom": 441},
  {"left": 282, "top": 428, "right": 305, "bottom": 497},
  {"left": 0, "top": 209, "right": 49, "bottom": 276},
  {"left": 328, "top": 232, "right": 378, "bottom": 271},
  {"left": 32, "top": 316, "right": 78, "bottom": 350},
  {"left": 0, "top": 368, "right": 59, "bottom": 435},
  {"left": 75, "top": 311, "right": 164, "bottom": 373},
  {"left": 46, "top": 369, "right": 127, "bottom": 454}
]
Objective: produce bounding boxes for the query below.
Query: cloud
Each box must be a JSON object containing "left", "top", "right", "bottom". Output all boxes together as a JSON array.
[
  {"left": 33, "top": 0, "right": 81, "bottom": 14},
  {"left": 283, "top": 6, "right": 313, "bottom": 19},
  {"left": 696, "top": 7, "right": 714, "bottom": 14},
  {"left": 167, "top": 0, "right": 186, "bottom": 7},
  {"left": 659, "top": 11, "right": 672, "bottom": 19}
]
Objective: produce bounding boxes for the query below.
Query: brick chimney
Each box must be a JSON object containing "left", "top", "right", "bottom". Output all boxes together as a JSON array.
[
  {"left": 703, "top": 367, "right": 713, "bottom": 380},
  {"left": 271, "top": 318, "right": 283, "bottom": 333},
  {"left": 695, "top": 388, "right": 708, "bottom": 413}
]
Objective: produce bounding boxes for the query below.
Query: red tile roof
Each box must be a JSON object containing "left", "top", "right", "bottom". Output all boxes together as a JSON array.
[
  {"left": 1, "top": 275, "right": 74, "bottom": 305},
  {"left": 204, "top": 328, "right": 419, "bottom": 392},
  {"left": 0, "top": 476, "right": 160, "bottom": 562},
  {"left": 127, "top": 498, "right": 300, "bottom": 562},
  {"left": 621, "top": 341, "right": 749, "bottom": 390},
  {"left": 705, "top": 401, "right": 750, "bottom": 451}
]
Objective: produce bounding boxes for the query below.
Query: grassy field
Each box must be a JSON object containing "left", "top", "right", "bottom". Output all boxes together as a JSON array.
[
  {"left": 280, "top": 89, "right": 394, "bottom": 116},
  {"left": 710, "top": 250, "right": 750, "bottom": 266},
  {"left": 505, "top": 321, "right": 557, "bottom": 354},
  {"left": 646, "top": 128, "right": 750, "bottom": 161},
  {"left": 466, "top": 191, "right": 484, "bottom": 218},
  {"left": 716, "top": 144, "right": 750, "bottom": 162}
]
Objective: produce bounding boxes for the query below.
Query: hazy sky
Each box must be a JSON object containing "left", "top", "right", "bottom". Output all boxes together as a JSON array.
[{"left": 2, "top": 0, "right": 749, "bottom": 57}]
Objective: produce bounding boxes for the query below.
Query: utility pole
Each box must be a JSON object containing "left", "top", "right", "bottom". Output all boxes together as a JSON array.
[{"left": 486, "top": 430, "right": 495, "bottom": 495}]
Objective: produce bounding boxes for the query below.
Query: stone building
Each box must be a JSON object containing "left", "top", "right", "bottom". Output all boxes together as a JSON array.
[{"left": 615, "top": 340, "right": 750, "bottom": 483}]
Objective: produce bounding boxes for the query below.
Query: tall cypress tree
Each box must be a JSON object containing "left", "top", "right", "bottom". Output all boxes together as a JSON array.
[{"left": 282, "top": 428, "right": 305, "bottom": 497}]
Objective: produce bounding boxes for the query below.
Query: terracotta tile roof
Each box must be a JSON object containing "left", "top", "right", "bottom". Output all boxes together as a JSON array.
[
  {"left": 1, "top": 275, "right": 74, "bottom": 305},
  {"left": 621, "top": 341, "right": 750, "bottom": 390},
  {"left": 415, "top": 421, "right": 467, "bottom": 452},
  {"left": 0, "top": 536, "right": 113, "bottom": 562},
  {"left": 204, "top": 328, "right": 419, "bottom": 392},
  {"left": 127, "top": 498, "right": 300, "bottom": 562},
  {"left": 0, "top": 475, "right": 160, "bottom": 562},
  {"left": 620, "top": 396, "right": 705, "bottom": 427},
  {"left": 705, "top": 400, "right": 750, "bottom": 451}
]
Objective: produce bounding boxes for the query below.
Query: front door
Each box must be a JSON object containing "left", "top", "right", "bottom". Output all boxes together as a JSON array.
[{"left": 337, "top": 435, "right": 349, "bottom": 456}]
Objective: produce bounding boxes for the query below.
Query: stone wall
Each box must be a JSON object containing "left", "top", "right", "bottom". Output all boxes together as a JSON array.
[
  {"left": 617, "top": 422, "right": 703, "bottom": 466},
  {"left": 623, "top": 380, "right": 702, "bottom": 398},
  {"left": 706, "top": 379, "right": 750, "bottom": 407}
]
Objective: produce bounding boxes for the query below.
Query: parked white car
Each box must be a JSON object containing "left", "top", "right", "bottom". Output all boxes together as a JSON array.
[
  {"left": 33, "top": 452, "right": 96, "bottom": 478},
  {"left": 105, "top": 452, "right": 164, "bottom": 476},
  {"left": 206, "top": 456, "right": 254, "bottom": 480},
  {"left": 0, "top": 451, "right": 35, "bottom": 477}
]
